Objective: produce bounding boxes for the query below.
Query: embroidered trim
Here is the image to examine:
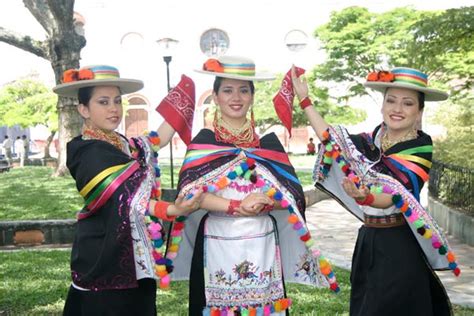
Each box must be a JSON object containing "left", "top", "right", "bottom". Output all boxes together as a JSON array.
[
  {"left": 317, "top": 127, "right": 460, "bottom": 277},
  {"left": 168, "top": 157, "right": 340, "bottom": 299}
]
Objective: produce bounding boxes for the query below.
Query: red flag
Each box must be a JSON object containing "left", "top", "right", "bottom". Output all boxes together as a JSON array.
[
  {"left": 156, "top": 75, "right": 195, "bottom": 145},
  {"left": 272, "top": 67, "right": 305, "bottom": 137}
]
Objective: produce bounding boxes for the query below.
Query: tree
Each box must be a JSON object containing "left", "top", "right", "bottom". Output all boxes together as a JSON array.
[
  {"left": 253, "top": 73, "right": 366, "bottom": 134},
  {"left": 312, "top": 6, "right": 473, "bottom": 100},
  {"left": 312, "top": 6, "right": 473, "bottom": 168},
  {"left": 0, "top": 0, "right": 86, "bottom": 175},
  {"left": 0, "top": 78, "right": 58, "bottom": 158}
]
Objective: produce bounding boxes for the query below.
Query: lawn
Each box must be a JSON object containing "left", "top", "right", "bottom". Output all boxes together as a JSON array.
[
  {"left": 1, "top": 249, "right": 472, "bottom": 315},
  {"left": 0, "top": 166, "right": 314, "bottom": 221},
  {"left": 0, "top": 249, "right": 351, "bottom": 315}
]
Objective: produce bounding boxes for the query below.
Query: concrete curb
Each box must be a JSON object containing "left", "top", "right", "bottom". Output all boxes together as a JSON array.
[{"left": 428, "top": 196, "right": 474, "bottom": 246}]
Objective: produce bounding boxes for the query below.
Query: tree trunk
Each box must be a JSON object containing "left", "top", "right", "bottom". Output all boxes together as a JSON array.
[
  {"left": 43, "top": 130, "right": 56, "bottom": 159},
  {"left": 54, "top": 98, "right": 82, "bottom": 176}
]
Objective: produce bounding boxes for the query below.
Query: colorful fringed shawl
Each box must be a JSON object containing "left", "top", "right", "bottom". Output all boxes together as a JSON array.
[
  {"left": 314, "top": 125, "right": 460, "bottom": 275},
  {"left": 66, "top": 134, "right": 163, "bottom": 290},
  {"left": 167, "top": 129, "right": 339, "bottom": 314}
]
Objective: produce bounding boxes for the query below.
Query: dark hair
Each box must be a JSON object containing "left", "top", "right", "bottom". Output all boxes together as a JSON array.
[
  {"left": 4, "top": 135, "right": 8, "bottom": 139},
  {"left": 384, "top": 89, "right": 425, "bottom": 110},
  {"left": 213, "top": 76, "right": 255, "bottom": 95},
  {"left": 78, "top": 86, "right": 95, "bottom": 106},
  {"left": 309, "top": 138, "right": 313, "bottom": 141}
]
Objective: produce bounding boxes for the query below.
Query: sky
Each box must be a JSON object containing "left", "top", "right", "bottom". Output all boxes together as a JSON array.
[{"left": 0, "top": 0, "right": 472, "bottom": 138}]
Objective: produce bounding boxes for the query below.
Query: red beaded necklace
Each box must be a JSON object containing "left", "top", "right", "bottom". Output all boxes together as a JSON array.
[{"left": 213, "top": 110, "right": 260, "bottom": 148}]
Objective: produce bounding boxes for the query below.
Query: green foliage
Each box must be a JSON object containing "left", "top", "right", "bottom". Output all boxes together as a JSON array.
[
  {"left": 312, "top": 6, "right": 473, "bottom": 100},
  {"left": 0, "top": 79, "right": 58, "bottom": 132},
  {"left": 253, "top": 73, "right": 366, "bottom": 131},
  {"left": 430, "top": 98, "right": 474, "bottom": 168},
  {"left": 408, "top": 7, "right": 474, "bottom": 101},
  {"left": 313, "top": 5, "right": 473, "bottom": 175}
]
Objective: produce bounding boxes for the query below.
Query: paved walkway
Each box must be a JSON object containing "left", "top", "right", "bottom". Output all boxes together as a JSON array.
[{"left": 305, "top": 199, "right": 474, "bottom": 308}]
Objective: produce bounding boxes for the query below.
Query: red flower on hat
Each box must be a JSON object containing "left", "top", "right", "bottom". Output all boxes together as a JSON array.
[
  {"left": 203, "top": 59, "right": 224, "bottom": 73},
  {"left": 78, "top": 69, "right": 94, "bottom": 81},
  {"left": 62, "top": 68, "right": 95, "bottom": 83},
  {"left": 367, "top": 71, "right": 395, "bottom": 82},
  {"left": 63, "top": 69, "right": 78, "bottom": 83}
]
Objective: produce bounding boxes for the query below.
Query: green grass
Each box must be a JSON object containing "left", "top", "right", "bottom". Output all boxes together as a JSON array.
[
  {"left": 1, "top": 250, "right": 472, "bottom": 315},
  {"left": 0, "top": 166, "right": 314, "bottom": 221},
  {"left": 0, "top": 167, "right": 82, "bottom": 220}
]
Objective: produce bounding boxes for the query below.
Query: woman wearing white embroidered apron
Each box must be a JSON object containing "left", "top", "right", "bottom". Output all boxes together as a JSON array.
[
  {"left": 53, "top": 65, "right": 202, "bottom": 316},
  {"left": 292, "top": 66, "right": 459, "bottom": 315},
  {"left": 164, "top": 56, "right": 339, "bottom": 315}
]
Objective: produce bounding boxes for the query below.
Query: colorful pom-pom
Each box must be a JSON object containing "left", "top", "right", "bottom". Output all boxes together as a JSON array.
[
  {"left": 288, "top": 214, "right": 299, "bottom": 224},
  {"left": 454, "top": 267, "right": 461, "bottom": 276}
]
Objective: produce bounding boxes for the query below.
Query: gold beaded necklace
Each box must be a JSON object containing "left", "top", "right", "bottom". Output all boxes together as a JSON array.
[
  {"left": 381, "top": 129, "right": 418, "bottom": 152},
  {"left": 213, "top": 109, "right": 259, "bottom": 147}
]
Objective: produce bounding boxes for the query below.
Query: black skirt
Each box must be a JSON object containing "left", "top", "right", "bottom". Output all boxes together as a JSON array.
[
  {"left": 63, "top": 278, "right": 157, "bottom": 316},
  {"left": 350, "top": 224, "right": 452, "bottom": 316}
]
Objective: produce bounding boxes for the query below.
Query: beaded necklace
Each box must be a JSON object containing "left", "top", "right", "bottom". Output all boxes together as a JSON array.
[
  {"left": 213, "top": 111, "right": 260, "bottom": 148},
  {"left": 318, "top": 128, "right": 460, "bottom": 277},
  {"left": 381, "top": 129, "right": 418, "bottom": 152},
  {"left": 82, "top": 125, "right": 124, "bottom": 151}
]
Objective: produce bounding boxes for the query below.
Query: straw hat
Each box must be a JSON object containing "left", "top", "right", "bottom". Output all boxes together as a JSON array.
[
  {"left": 195, "top": 55, "right": 275, "bottom": 81},
  {"left": 53, "top": 65, "right": 143, "bottom": 98},
  {"left": 364, "top": 67, "right": 448, "bottom": 101}
]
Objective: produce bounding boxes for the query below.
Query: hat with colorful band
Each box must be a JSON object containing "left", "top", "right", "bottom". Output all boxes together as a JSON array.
[
  {"left": 364, "top": 67, "right": 448, "bottom": 101},
  {"left": 53, "top": 65, "right": 144, "bottom": 98},
  {"left": 195, "top": 55, "right": 275, "bottom": 81}
]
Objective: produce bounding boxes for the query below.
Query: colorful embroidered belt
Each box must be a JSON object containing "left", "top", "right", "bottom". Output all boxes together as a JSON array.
[{"left": 364, "top": 213, "right": 405, "bottom": 228}]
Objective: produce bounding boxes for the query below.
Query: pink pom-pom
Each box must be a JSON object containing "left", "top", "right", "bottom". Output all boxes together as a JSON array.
[
  {"left": 152, "top": 251, "right": 162, "bottom": 260},
  {"left": 171, "top": 230, "right": 181, "bottom": 236},
  {"left": 160, "top": 274, "right": 170, "bottom": 285},
  {"left": 312, "top": 249, "right": 321, "bottom": 257},
  {"left": 408, "top": 213, "right": 418, "bottom": 223},
  {"left": 256, "top": 178, "right": 265, "bottom": 188},
  {"left": 432, "top": 241, "right": 442, "bottom": 249},
  {"left": 149, "top": 222, "right": 162, "bottom": 232},
  {"left": 151, "top": 232, "right": 162, "bottom": 240},
  {"left": 280, "top": 199, "right": 290, "bottom": 208},
  {"left": 167, "top": 252, "right": 178, "bottom": 259},
  {"left": 382, "top": 186, "right": 393, "bottom": 194},
  {"left": 293, "top": 221, "right": 303, "bottom": 230}
]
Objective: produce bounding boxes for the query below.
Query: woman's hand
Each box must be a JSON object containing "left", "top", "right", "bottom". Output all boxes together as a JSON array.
[
  {"left": 168, "top": 189, "right": 204, "bottom": 217},
  {"left": 341, "top": 178, "right": 369, "bottom": 201},
  {"left": 291, "top": 65, "right": 309, "bottom": 101},
  {"left": 236, "top": 193, "right": 273, "bottom": 216}
]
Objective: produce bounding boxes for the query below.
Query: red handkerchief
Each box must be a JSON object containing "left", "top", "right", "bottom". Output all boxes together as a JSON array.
[
  {"left": 272, "top": 67, "right": 305, "bottom": 137},
  {"left": 156, "top": 74, "right": 195, "bottom": 145}
]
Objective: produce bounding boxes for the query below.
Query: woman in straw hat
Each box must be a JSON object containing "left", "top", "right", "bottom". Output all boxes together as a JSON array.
[
  {"left": 165, "top": 56, "right": 339, "bottom": 315},
  {"left": 53, "top": 65, "right": 202, "bottom": 316},
  {"left": 292, "top": 66, "right": 457, "bottom": 315}
]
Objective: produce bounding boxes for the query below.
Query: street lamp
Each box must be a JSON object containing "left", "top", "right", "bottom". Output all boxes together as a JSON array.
[{"left": 156, "top": 37, "right": 179, "bottom": 188}]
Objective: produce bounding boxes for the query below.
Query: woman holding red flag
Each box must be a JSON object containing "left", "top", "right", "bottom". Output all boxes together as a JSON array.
[
  {"left": 165, "top": 56, "right": 339, "bottom": 315},
  {"left": 292, "top": 65, "right": 457, "bottom": 315},
  {"left": 53, "top": 65, "right": 202, "bottom": 315}
]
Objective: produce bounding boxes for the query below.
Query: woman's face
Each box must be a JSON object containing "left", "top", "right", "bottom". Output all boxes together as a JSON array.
[
  {"left": 381, "top": 87, "right": 422, "bottom": 134},
  {"left": 213, "top": 78, "right": 254, "bottom": 125},
  {"left": 78, "top": 86, "right": 123, "bottom": 132}
]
